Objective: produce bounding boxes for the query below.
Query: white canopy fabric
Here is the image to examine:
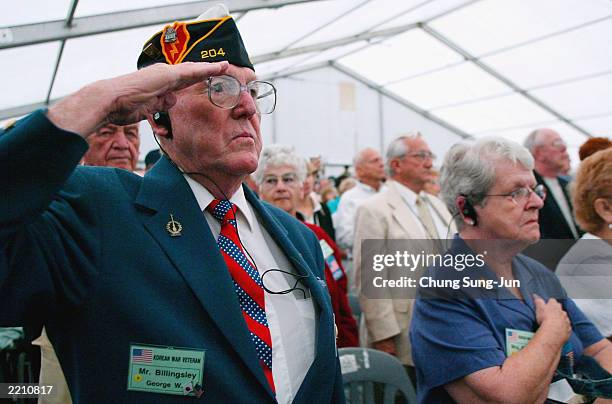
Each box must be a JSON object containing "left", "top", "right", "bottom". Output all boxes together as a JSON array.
[{"left": 2, "top": 0, "right": 611, "bottom": 166}]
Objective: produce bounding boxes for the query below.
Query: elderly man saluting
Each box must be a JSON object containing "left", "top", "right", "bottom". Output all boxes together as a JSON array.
[{"left": 0, "top": 5, "right": 343, "bottom": 404}]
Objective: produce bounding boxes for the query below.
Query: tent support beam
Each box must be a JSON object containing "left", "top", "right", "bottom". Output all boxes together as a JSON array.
[
  {"left": 0, "top": 0, "right": 325, "bottom": 50},
  {"left": 377, "top": 91, "right": 385, "bottom": 153},
  {"left": 420, "top": 24, "right": 593, "bottom": 138},
  {"left": 260, "top": 61, "right": 330, "bottom": 80},
  {"left": 252, "top": 22, "right": 420, "bottom": 64},
  {"left": 45, "top": 1, "right": 80, "bottom": 105}
]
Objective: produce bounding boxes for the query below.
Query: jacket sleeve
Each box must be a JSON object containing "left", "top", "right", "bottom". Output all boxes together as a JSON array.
[
  {"left": 332, "top": 354, "right": 346, "bottom": 404},
  {"left": 323, "top": 233, "right": 359, "bottom": 348},
  {"left": 353, "top": 203, "right": 401, "bottom": 342},
  {"left": 1, "top": 110, "right": 98, "bottom": 330}
]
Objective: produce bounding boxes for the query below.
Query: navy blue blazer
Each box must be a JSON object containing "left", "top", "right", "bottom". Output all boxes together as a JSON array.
[
  {"left": 0, "top": 110, "right": 344, "bottom": 403},
  {"left": 522, "top": 171, "right": 582, "bottom": 270},
  {"left": 534, "top": 171, "right": 581, "bottom": 240}
]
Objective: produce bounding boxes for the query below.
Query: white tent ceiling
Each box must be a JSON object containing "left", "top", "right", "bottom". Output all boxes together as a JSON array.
[{"left": 2, "top": 0, "right": 612, "bottom": 152}]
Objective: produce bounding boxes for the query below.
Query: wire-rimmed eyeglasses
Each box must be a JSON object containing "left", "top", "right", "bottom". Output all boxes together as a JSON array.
[
  {"left": 207, "top": 75, "right": 276, "bottom": 114},
  {"left": 405, "top": 151, "right": 437, "bottom": 162},
  {"left": 261, "top": 173, "right": 299, "bottom": 189},
  {"left": 485, "top": 184, "right": 547, "bottom": 205}
]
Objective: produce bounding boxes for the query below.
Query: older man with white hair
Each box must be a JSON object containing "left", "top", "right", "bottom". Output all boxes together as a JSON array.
[
  {"left": 523, "top": 128, "right": 580, "bottom": 240},
  {"left": 0, "top": 5, "right": 343, "bottom": 403},
  {"left": 334, "top": 147, "right": 386, "bottom": 251},
  {"left": 353, "top": 134, "right": 454, "bottom": 384}
]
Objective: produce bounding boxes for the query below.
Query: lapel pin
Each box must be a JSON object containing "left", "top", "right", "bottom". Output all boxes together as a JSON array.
[{"left": 166, "top": 214, "right": 183, "bottom": 237}]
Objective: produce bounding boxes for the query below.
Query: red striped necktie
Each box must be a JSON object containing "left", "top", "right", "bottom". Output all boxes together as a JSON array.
[{"left": 206, "top": 199, "right": 275, "bottom": 393}]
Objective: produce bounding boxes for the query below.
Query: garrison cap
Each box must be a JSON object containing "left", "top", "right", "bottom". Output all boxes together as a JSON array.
[{"left": 137, "top": 4, "right": 253, "bottom": 70}]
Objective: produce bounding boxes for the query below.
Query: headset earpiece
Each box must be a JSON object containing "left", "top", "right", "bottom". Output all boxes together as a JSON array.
[
  {"left": 460, "top": 195, "right": 478, "bottom": 226},
  {"left": 153, "top": 111, "right": 173, "bottom": 139}
]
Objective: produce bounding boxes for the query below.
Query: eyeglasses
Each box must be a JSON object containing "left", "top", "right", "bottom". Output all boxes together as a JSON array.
[
  {"left": 405, "top": 151, "right": 436, "bottom": 161},
  {"left": 540, "top": 139, "right": 567, "bottom": 150},
  {"left": 261, "top": 173, "right": 299, "bottom": 188},
  {"left": 485, "top": 184, "right": 547, "bottom": 205},
  {"left": 207, "top": 75, "right": 277, "bottom": 114}
]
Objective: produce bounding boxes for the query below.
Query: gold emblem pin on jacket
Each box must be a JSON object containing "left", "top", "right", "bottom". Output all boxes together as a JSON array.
[{"left": 166, "top": 214, "right": 182, "bottom": 237}]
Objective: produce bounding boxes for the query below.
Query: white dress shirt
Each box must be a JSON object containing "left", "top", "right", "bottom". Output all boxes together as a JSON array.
[
  {"left": 184, "top": 176, "right": 316, "bottom": 404},
  {"left": 334, "top": 181, "right": 383, "bottom": 250},
  {"left": 394, "top": 182, "right": 450, "bottom": 239}
]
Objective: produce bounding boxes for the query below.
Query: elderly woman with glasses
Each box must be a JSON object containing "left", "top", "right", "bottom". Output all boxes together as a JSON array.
[
  {"left": 295, "top": 161, "right": 336, "bottom": 242},
  {"left": 409, "top": 137, "right": 612, "bottom": 403},
  {"left": 254, "top": 145, "right": 358, "bottom": 348}
]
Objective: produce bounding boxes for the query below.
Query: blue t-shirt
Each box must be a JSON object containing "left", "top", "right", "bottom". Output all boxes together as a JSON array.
[{"left": 410, "top": 236, "right": 604, "bottom": 404}]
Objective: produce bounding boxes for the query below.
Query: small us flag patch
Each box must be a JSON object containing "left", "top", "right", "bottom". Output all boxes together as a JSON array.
[{"left": 132, "top": 348, "right": 153, "bottom": 363}]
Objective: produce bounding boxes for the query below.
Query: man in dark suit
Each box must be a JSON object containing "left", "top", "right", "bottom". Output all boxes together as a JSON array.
[
  {"left": 533, "top": 170, "right": 579, "bottom": 240},
  {"left": 523, "top": 128, "right": 581, "bottom": 269},
  {"left": 0, "top": 5, "right": 343, "bottom": 403},
  {"left": 523, "top": 128, "right": 581, "bottom": 240}
]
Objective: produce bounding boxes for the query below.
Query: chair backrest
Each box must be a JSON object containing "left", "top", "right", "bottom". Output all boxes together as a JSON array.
[
  {"left": 339, "top": 347, "right": 417, "bottom": 404},
  {"left": 348, "top": 294, "right": 361, "bottom": 321}
]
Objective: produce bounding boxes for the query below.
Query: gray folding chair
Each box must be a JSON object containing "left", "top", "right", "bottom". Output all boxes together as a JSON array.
[
  {"left": 348, "top": 294, "right": 361, "bottom": 323},
  {"left": 339, "top": 347, "right": 417, "bottom": 404}
]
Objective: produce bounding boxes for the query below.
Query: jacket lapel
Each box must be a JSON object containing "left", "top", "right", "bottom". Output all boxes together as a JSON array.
[
  {"left": 535, "top": 171, "right": 576, "bottom": 237},
  {"left": 559, "top": 176, "right": 582, "bottom": 236},
  {"left": 245, "top": 186, "right": 333, "bottom": 332},
  {"left": 387, "top": 182, "right": 422, "bottom": 237},
  {"left": 132, "top": 158, "right": 272, "bottom": 395}
]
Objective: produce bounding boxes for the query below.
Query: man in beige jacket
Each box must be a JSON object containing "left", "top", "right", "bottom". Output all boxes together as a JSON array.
[{"left": 353, "top": 133, "right": 455, "bottom": 384}]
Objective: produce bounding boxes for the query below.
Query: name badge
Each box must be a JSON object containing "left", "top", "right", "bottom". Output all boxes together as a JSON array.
[
  {"left": 320, "top": 239, "right": 343, "bottom": 280},
  {"left": 127, "top": 344, "right": 205, "bottom": 397},
  {"left": 505, "top": 328, "right": 534, "bottom": 356},
  {"left": 319, "top": 239, "right": 334, "bottom": 259}
]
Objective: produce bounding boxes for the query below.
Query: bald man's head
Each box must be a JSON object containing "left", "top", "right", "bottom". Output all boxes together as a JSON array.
[
  {"left": 354, "top": 148, "right": 386, "bottom": 187},
  {"left": 524, "top": 128, "right": 568, "bottom": 177}
]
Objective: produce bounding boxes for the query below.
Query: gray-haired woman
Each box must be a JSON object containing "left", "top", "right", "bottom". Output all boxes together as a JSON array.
[{"left": 410, "top": 137, "right": 612, "bottom": 403}]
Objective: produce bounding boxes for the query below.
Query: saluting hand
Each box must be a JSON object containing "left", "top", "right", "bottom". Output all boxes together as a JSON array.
[{"left": 47, "top": 61, "right": 229, "bottom": 136}]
